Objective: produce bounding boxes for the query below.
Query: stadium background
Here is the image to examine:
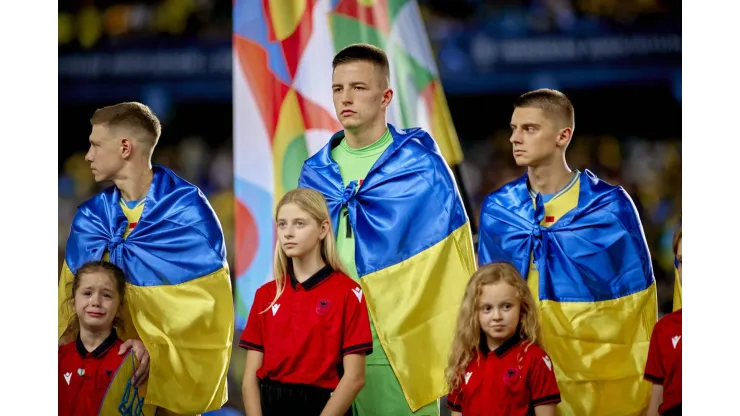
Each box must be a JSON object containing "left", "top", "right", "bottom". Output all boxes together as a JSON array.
[{"left": 58, "top": 1, "right": 681, "bottom": 414}]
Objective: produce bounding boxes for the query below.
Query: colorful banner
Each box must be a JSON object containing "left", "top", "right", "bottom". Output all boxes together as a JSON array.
[{"left": 232, "top": 0, "right": 463, "bottom": 331}]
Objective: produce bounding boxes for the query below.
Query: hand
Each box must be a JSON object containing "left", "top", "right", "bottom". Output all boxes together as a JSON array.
[{"left": 119, "top": 339, "right": 150, "bottom": 387}]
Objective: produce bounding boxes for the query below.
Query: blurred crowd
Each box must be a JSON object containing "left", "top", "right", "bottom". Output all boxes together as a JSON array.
[{"left": 58, "top": 126, "right": 681, "bottom": 316}]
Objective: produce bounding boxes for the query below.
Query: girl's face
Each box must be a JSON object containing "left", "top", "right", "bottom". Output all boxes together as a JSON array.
[
  {"left": 277, "top": 203, "right": 329, "bottom": 260},
  {"left": 478, "top": 282, "right": 521, "bottom": 349},
  {"left": 74, "top": 271, "right": 121, "bottom": 333}
]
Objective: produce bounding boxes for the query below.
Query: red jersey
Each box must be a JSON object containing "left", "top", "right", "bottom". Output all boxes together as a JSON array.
[
  {"left": 240, "top": 265, "right": 372, "bottom": 389},
  {"left": 644, "top": 309, "right": 682, "bottom": 414},
  {"left": 58, "top": 330, "right": 125, "bottom": 416},
  {"left": 447, "top": 336, "right": 561, "bottom": 416}
]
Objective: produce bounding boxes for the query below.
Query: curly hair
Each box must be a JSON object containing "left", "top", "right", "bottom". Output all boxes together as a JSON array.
[{"left": 445, "top": 262, "right": 541, "bottom": 391}]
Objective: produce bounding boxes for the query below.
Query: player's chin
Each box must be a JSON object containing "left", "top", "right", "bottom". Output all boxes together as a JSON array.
[
  {"left": 513, "top": 158, "right": 528, "bottom": 167},
  {"left": 340, "top": 119, "right": 361, "bottom": 129}
]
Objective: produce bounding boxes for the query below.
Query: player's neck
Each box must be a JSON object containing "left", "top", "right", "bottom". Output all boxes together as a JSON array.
[
  {"left": 527, "top": 159, "right": 573, "bottom": 195},
  {"left": 114, "top": 162, "right": 154, "bottom": 202},
  {"left": 292, "top": 249, "right": 327, "bottom": 283},
  {"left": 78, "top": 326, "right": 112, "bottom": 353},
  {"left": 344, "top": 119, "right": 387, "bottom": 149}
]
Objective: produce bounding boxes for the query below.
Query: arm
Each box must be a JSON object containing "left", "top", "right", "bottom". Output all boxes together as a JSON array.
[
  {"left": 450, "top": 412, "right": 462, "bottom": 416},
  {"left": 534, "top": 404, "right": 557, "bottom": 416},
  {"left": 645, "top": 384, "right": 663, "bottom": 416},
  {"left": 320, "top": 353, "right": 366, "bottom": 416},
  {"left": 242, "top": 350, "right": 264, "bottom": 416}
]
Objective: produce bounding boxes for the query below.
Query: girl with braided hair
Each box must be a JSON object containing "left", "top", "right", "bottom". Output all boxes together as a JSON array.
[{"left": 445, "top": 262, "right": 561, "bottom": 416}]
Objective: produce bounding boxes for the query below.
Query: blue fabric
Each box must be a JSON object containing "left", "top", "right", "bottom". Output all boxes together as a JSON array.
[
  {"left": 298, "top": 123, "right": 469, "bottom": 277},
  {"left": 65, "top": 165, "right": 226, "bottom": 286},
  {"left": 478, "top": 170, "right": 654, "bottom": 302}
]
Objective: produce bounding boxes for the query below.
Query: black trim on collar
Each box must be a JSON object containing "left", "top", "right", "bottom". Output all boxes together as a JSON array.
[
  {"left": 76, "top": 329, "right": 119, "bottom": 358},
  {"left": 479, "top": 333, "right": 522, "bottom": 357},
  {"left": 289, "top": 264, "right": 334, "bottom": 291},
  {"left": 330, "top": 134, "right": 344, "bottom": 150}
]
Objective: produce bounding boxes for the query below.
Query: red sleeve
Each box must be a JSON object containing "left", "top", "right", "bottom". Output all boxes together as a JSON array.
[
  {"left": 341, "top": 284, "right": 373, "bottom": 356},
  {"left": 528, "top": 349, "right": 561, "bottom": 407},
  {"left": 644, "top": 320, "right": 664, "bottom": 384},
  {"left": 446, "top": 385, "right": 463, "bottom": 412},
  {"left": 239, "top": 286, "right": 266, "bottom": 352}
]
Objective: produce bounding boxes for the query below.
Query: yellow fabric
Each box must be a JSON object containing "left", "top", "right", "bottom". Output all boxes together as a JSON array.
[
  {"left": 58, "top": 265, "right": 234, "bottom": 414},
  {"left": 428, "top": 80, "right": 464, "bottom": 166},
  {"left": 527, "top": 173, "right": 580, "bottom": 306},
  {"left": 526, "top": 174, "right": 655, "bottom": 415},
  {"left": 99, "top": 351, "right": 158, "bottom": 416},
  {"left": 120, "top": 199, "right": 145, "bottom": 239},
  {"left": 541, "top": 285, "right": 656, "bottom": 416},
  {"left": 359, "top": 222, "right": 475, "bottom": 411},
  {"left": 673, "top": 267, "right": 682, "bottom": 311},
  {"left": 100, "top": 199, "right": 144, "bottom": 262}
]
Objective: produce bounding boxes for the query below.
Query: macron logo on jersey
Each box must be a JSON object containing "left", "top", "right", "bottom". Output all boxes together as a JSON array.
[
  {"left": 63, "top": 372, "right": 72, "bottom": 385},
  {"left": 271, "top": 304, "right": 280, "bottom": 316},
  {"left": 672, "top": 335, "right": 681, "bottom": 349},
  {"left": 543, "top": 356, "right": 553, "bottom": 371},
  {"left": 352, "top": 287, "right": 363, "bottom": 303},
  {"left": 464, "top": 372, "right": 472, "bottom": 385}
]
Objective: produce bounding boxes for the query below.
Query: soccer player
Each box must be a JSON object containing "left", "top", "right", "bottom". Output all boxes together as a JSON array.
[
  {"left": 298, "top": 43, "right": 476, "bottom": 415},
  {"left": 478, "top": 89, "right": 658, "bottom": 415},
  {"left": 58, "top": 102, "right": 234, "bottom": 416}
]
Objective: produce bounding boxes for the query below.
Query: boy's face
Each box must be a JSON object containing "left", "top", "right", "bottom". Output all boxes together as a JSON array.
[
  {"left": 332, "top": 60, "right": 391, "bottom": 132},
  {"left": 509, "top": 107, "right": 570, "bottom": 167}
]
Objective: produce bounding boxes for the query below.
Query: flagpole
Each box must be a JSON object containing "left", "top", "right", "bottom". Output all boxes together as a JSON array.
[{"left": 452, "top": 163, "right": 478, "bottom": 239}]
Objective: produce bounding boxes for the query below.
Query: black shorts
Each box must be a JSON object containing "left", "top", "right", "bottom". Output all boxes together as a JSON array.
[{"left": 259, "top": 378, "right": 352, "bottom": 416}]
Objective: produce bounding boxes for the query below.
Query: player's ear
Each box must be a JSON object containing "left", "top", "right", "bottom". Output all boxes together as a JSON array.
[
  {"left": 121, "top": 137, "right": 133, "bottom": 158},
  {"left": 381, "top": 88, "right": 394, "bottom": 109},
  {"left": 556, "top": 127, "right": 572, "bottom": 147}
]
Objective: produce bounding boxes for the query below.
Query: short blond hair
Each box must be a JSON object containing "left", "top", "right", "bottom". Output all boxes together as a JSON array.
[
  {"left": 91, "top": 102, "right": 161, "bottom": 150},
  {"left": 515, "top": 88, "right": 575, "bottom": 130}
]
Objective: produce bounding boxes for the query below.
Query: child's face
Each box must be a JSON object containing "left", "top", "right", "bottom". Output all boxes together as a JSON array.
[
  {"left": 478, "top": 282, "right": 521, "bottom": 348},
  {"left": 276, "top": 203, "right": 329, "bottom": 260},
  {"left": 74, "top": 271, "right": 121, "bottom": 333}
]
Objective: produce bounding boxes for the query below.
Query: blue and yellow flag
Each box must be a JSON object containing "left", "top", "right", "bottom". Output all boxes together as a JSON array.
[
  {"left": 478, "top": 170, "right": 658, "bottom": 416},
  {"left": 298, "top": 124, "right": 476, "bottom": 411},
  {"left": 58, "top": 166, "right": 234, "bottom": 415}
]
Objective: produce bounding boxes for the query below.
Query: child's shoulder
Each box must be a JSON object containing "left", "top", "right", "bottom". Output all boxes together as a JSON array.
[
  {"left": 330, "top": 272, "right": 363, "bottom": 293},
  {"left": 523, "top": 342, "right": 553, "bottom": 363},
  {"left": 58, "top": 340, "right": 77, "bottom": 358},
  {"left": 256, "top": 280, "right": 279, "bottom": 295},
  {"left": 654, "top": 308, "right": 682, "bottom": 332}
]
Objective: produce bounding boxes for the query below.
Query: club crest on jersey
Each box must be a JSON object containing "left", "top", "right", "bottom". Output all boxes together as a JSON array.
[
  {"left": 352, "top": 287, "right": 363, "bottom": 302},
  {"left": 271, "top": 304, "right": 280, "bottom": 316},
  {"left": 503, "top": 367, "right": 520, "bottom": 384},
  {"left": 316, "top": 299, "right": 331, "bottom": 316}
]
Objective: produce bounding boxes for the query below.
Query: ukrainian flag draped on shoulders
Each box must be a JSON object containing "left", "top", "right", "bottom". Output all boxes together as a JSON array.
[
  {"left": 298, "top": 124, "right": 476, "bottom": 411},
  {"left": 58, "top": 165, "right": 234, "bottom": 415},
  {"left": 478, "top": 169, "right": 658, "bottom": 416}
]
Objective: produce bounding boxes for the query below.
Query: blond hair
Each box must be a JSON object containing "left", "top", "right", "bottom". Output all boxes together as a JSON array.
[
  {"left": 90, "top": 102, "right": 162, "bottom": 152},
  {"left": 445, "top": 262, "right": 541, "bottom": 391},
  {"left": 515, "top": 88, "right": 575, "bottom": 131},
  {"left": 264, "top": 188, "right": 349, "bottom": 312}
]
